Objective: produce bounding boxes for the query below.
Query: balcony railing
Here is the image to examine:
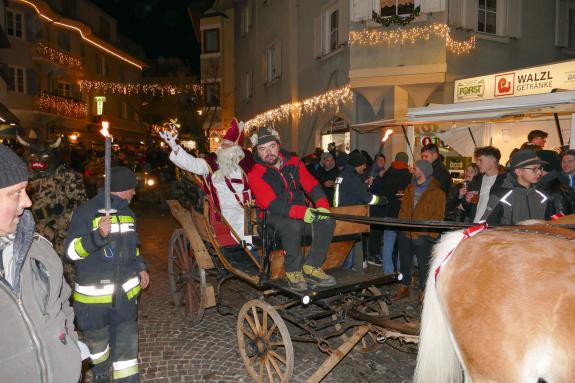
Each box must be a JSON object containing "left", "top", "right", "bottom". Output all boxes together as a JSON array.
[
  {"left": 32, "top": 42, "right": 83, "bottom": 70},
  {"left": 38, "top": 91, "right": 87, "bottom": 119}
]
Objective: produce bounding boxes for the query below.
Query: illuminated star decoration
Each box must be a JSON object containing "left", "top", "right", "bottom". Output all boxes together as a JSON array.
[{"left": 348, "top": 22, "right": 476, "bottom": 55}]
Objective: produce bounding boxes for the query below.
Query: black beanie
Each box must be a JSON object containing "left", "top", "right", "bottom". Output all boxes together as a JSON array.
[
  {"left": 0, "top": 144, "right": 29, "bottom": 189},
  {"left": 348, "top": 151, "right": 366, "bottom": 167},
  {"left": 110, "top": 167, "right": 138, "bottom": 192}
]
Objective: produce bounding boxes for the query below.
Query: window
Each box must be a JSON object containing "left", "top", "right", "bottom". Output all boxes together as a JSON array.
[
  {"left": 478, "top": 0, "right": 497, "bottom": 34},
  {"left": 6, "top": 9, "right": 24, "bottom": 39},
  {"left": 321, "top": 4, "right": 339, "bottom": 55},
  {"left": 202, "top": 28, "right": 220, "bottom": 54},
  {"left": 265, "top": 40, "right": 281, "bottom": 83},
  {"left": 8, "top": 66, "right": 25, "bottom": 93},
  {"left": 57, "top": 31, "right": 71, "bottom": 52},
  {"left": 121, "top": 102, "right": 128, "bottom": 119},
  {"left": 96, "top": 55, "right": 106, "bottom": 76},
  {"left": 241, "top": 3, "right": 252, "bottom": 35},
  {"left": 380, "top": 0, "right": 415, "bottom": 17},
  {"left": 244, "top": 71, "right": 253, "bottom": 100},
  {"left": 204, "top": 82, "right": 220, "bottom": 106},
  {"left": 62, "top": 0, "right": 77, "bottom": 18},
  {"left": 570, "top": 8, "right": 575, "bottom": 49},
  {"left": 99, "top": 16, "right": 111, "bottom": 41},
  {"left": 57, "top": 82, "right": 72, "bottom": 97}
]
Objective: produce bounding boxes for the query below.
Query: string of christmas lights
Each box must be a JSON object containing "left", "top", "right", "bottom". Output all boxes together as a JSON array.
[
  {"left": 79, "top": 80, "right": 203, "bottom": 96},
  {"left": 38, "top": 92, "right": 87, "bottom": 119},
  {"left": 245, "top": 85, "right": 352, "bottom": 130},
  {"left": 348, "top": 22, "right": 476, "bottom": 55},
  {"left": 34, "top": 42, "right": 82, "bottom": 69}
]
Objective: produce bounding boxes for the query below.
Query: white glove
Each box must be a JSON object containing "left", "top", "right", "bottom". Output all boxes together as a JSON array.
[{"left": 159, "top": 130, "right": 179, "bottom": 152}]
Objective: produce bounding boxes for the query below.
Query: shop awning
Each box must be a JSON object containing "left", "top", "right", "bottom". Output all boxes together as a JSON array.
[{"left": 351, "top": 91, "right": 575, "bottom": 132}]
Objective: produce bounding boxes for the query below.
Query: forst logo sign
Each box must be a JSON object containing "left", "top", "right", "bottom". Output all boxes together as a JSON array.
[
  {"left": 495, "top": 73, "right": 515, "bottom": 97},
  {"left": 456, "top": 80, "right": 485, "bottom": 101}
]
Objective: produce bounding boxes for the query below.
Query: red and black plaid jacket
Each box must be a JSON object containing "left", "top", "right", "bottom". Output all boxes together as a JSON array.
[{"left": 248, "top": 149, "right": 329, "bottom": 220}]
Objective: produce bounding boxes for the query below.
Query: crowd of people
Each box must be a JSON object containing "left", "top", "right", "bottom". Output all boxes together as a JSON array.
[{"left": 2, "top": 121, "right": 575, "bottom": 382}]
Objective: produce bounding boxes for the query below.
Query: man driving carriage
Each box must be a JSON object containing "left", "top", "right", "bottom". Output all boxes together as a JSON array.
[
  {"left": 247, "top": 126, "right": 336, "bottom": 291},
  {"left": 160, "top": 119, "right": 254, "bottom": 246}
]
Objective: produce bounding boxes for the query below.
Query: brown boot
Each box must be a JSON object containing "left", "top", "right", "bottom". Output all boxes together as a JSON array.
[{"left": 393, "top": 284, "right": 410, "bottom": 301}]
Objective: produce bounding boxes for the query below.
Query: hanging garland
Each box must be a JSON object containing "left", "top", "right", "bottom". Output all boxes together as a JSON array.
[{"left": 371, "top": 6, "right": 421, "bottom": 27}]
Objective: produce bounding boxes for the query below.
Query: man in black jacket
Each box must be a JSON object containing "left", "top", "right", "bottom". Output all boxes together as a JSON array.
[
  {"left": 421, "top": 143, "right": 452, "bottom": 195},
  {"left": 66, "top": 167, "right": 149, "bottom": 383},
  {"left": 461, "top": 146, "right": 506, "bottom": 223},
  {"left": 370, "top": 152, "right": 411, "bottom": 273}
]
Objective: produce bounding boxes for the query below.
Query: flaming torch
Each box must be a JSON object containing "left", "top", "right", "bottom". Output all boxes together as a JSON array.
[
  {"left": 99, "top": 121, "right": 116, "bottom": 214},
  {"left": 382, "top": 128, "right": 393, "bottom": 144}
]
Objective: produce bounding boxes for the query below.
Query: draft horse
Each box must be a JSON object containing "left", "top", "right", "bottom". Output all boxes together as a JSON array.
[{"left": 415, "top": 215, "right": 575, "bottom": 383}]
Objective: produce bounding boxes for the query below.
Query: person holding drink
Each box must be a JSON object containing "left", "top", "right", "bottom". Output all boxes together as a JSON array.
[{"left": 461, "top": 146, "right": 507, "bottom": 223}]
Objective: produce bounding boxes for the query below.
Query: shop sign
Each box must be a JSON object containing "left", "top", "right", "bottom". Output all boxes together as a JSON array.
[
  {"left": 418, "top": 135, "right": 448, "bottom": 148},
  {"left": 454, "top": 60, "right": 575, "bottom": 103}
]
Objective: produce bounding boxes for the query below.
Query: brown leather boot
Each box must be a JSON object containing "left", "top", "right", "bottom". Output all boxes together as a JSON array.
[{"left": 393, "top": 284, "right": 410, "bottom": 301}]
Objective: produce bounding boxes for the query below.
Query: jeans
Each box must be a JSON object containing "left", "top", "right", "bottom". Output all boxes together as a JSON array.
[
  {"left": 342, "top": 247, "right": 355, "bottom": 269},
  {"left": 267, "top": 214, "right": 335, "bottom": 272},
  {"left": 397, "top": 233, "right": 434, "bottom": 292},
  {"left": 381, "top": 230, "right": 399, "bottom": 274}
]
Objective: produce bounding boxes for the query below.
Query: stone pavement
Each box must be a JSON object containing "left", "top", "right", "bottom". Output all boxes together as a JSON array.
[{"left": 82, "top": 203, "right": 419, "bottom": 382}]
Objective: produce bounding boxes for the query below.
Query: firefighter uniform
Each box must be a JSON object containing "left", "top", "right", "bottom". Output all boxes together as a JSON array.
[{"left": 65, "top": 181, "right": 145, "bottom": 383}]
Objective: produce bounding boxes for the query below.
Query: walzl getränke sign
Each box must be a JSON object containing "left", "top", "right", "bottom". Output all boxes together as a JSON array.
[{"left": 454, "top": 60, "right": 575, "bottom": 103}]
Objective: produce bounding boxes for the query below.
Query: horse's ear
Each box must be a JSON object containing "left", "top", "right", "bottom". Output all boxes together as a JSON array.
[
  {"left": 49, "top": 136, "right": 62, "bottom": 149},
  {"left": 16, "top": 134, "right": 30, "bottom": 147}
]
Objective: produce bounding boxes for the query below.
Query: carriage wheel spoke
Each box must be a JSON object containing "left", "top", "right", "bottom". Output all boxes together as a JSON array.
[
  {"left": 266, "top": 323, "right": 277, "bottom": 339},
  {"left": 241, "top": 326, "right": 256, "bottom": 341},
  {"left": 247, "top": 354, "right": 258, "bottom": 367},
  {"left": 268, "top": 352, "right": 285, "bottom": 380},
  {"left": 264, "top": 359, "right": 274, "bottom": 383},
  {"left": 245, "top": 316, "right": 258, "bottom": 335},
  {"left": 269, "top": 350, "right": 286, "bottom": 366},
  {"left": 252, "top": 307, "right": 261, "bottom": 334},
  {"left": 262, "top": 310, "right": 268, "bottom": 338},
  {"left": 258, "top": 359, "right": 264, "bottom": 381},
  {"left": 268, "top": 341, "right": 285, "bottom": 348}
]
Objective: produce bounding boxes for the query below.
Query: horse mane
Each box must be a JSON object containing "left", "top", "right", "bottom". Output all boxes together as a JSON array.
[{"left": 414, "top": 229, "right": 466, "bottom": 383}]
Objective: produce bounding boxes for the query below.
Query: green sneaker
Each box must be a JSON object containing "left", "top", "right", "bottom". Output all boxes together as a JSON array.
[
  {"left": 303, "top": 265, "right": 336, "bottom": 287},
  {"left": 285, "top": 271, "right": 308, "bottom": 291}
]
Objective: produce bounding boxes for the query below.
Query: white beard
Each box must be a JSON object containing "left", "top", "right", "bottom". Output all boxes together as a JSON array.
[{"left": 214, "top": 145, "right": 244, "bottom": 181}]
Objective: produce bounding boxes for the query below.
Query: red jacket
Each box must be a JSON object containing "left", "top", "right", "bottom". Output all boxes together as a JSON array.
[{"left": 248, "top": 149, "right": 329, "bottom": 220}]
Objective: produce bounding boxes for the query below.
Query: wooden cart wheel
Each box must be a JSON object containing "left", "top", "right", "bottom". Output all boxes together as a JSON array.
[
  {"left": 334, "top": 286, "right": 389, "bottom": 353},
  {"left": 168, "top": 229, "right": 205, "bottom": 325},
  {"left": 237, "top": 300, "right": 294, "bottom": 383}
]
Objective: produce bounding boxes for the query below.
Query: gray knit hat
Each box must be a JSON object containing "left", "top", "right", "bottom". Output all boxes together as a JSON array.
[
  {"left": 110, "top": 167, "right": 138, "bottom": 192},
  {"left": 0, "top": 144, "right": 29, "bottom": 189},
  {"left": 415, "top": 159, "right": 433, "bottom": 179}
]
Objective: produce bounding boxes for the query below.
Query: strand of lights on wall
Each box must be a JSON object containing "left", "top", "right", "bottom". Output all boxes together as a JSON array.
[
  {"left": 348, "top": 22, "right": 476, "bottom": 55},
  {"left": 34, "top": 42, "right": 82, "bottom": 69},
  {"left": 245, "top": 85, "right": 353, "bottom": 130},
  {"left": 79, "top": 80, "right": 203, "bottom": 97},
  {"left": 38, "top": 92, "right": 87, "bottom": 119},
  {"left": 17, "top": 0, "right": 144, "bottom": 70}
]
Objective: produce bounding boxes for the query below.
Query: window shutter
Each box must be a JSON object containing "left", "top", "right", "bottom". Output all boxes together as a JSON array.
[
  {"left": 463, "top": 0, "right": 478, "bottom": 30},
  {"left": 262, "top": 50, "right": 268, "bottom": 84},
  {"left": 351, "top": 0, "right": 373, "bottom": 22},
  {"left": 555, "top": 0, "right": 568, "bottom": 47},
  {"left": 26, "top": 68, "right": 37, "bottom": 95},
  {"left": 449, "top": 0, "right": 465, "bottom": 28},
  {"left": 26, "top": 13, "right": 36, "bottom": 41},
  {"left": 313, "top": 16, "right": 322, "bottom": 57},
  {"left": 274, "top": 40, "right": 282, "bottom": 79},
  {"left": 339, "top": 0, "right": 350, "bottom": 47},
  {"left": 506, "top": 0, "right": 522, "bottom": 37},
  {"left": 421, "top": 0, "right": 445, "bottom": 13}
]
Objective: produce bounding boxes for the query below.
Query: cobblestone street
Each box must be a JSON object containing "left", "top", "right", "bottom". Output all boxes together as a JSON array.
[{"left": 84, "top": 203, "right": 419, "bottom": 383}]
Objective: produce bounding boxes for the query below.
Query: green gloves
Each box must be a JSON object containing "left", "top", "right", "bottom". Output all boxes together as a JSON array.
[
  {"left": 304, "top": 207, "right": 331, "bottom": 223},
  {"left": 315, "top": 207, "right": 330, "bottom": 220},
  {"left": 304, "top": 208, "right": 316, "bottom": 223}
]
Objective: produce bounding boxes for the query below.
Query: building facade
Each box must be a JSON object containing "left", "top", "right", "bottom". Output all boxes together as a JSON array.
[
  {"left": 0, "top": 0, "right": 146, "bottom": 147},
  {"left": 214, "top": 0, "right": 575, "bottom": 158}
]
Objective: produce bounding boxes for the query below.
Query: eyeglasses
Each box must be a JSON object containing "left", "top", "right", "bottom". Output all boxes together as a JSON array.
[{"left": 521, "top": 167, "right": 542, "bottom": 173}]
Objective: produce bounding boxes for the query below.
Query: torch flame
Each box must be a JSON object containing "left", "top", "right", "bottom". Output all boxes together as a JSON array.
[
  {"left": 100, "top": 121, "right": 111, "bottom": 138},
  {"left": 382, "top": 128, "right": 393, "bottom": 143}
]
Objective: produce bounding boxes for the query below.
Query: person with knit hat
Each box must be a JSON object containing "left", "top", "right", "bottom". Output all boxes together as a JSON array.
[
  {"left": 160, "top": 118, "right": 254, "bottom": 246},
  {"left": 65, "top": 166, "right": 148, "bottom": 383},
  {"left": 0, "top": 144, "right": 82, "bottom": 382},
  {"left": 248, "top": 126, "right": 336, "bottom": 291},
  {"left": 394, "top": 159, "right": 446, "bottom": 303},
  {"left": 370, "top": 152, "right": 412, "bottom": 273},
  {"left": 481, "top": 149, "right": 556, "bottom": 224}
]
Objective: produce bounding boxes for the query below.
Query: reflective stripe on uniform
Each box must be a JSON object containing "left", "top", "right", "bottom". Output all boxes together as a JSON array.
[
  {"left": 500, "top": 190, "right": 513, "bottom": 206},
  {"left": 92, "top": 215, "right": 135, "bottom": 228},
  {"left": 368, "top": 195, "right": 378, "bottom": 205},
  {"left": 333, "top": 177, "right": 343, "bottom": 207},
  {"left": 136, "top": 247, "right": 140, "bottom": 256},
  {"left": 67, "top": 238, "right": 89, "bottom": 261},
  {"left": 90, "top": 345, "right": 110, "bottom": 364},
  {"left": 112, "top": 359, "right": 139, "bottom": 380},
  {"left": 73, "top": 292, "right": 113, "bottom": 304},
  {"left": 123, "top": 276, "right": 141, "bottom": 300},
  {"left": 73, "top": 283, "right": 114, "bottom": 304}
]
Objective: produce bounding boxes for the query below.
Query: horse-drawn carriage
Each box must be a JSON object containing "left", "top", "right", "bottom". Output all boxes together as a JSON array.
[{"left": 166, "top": 177, "right": 419, "bottom": 382}]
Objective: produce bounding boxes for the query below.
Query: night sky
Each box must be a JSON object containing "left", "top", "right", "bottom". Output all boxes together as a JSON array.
[{"left": 91, "top": 0, "right": 206, "bottom": 73}]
